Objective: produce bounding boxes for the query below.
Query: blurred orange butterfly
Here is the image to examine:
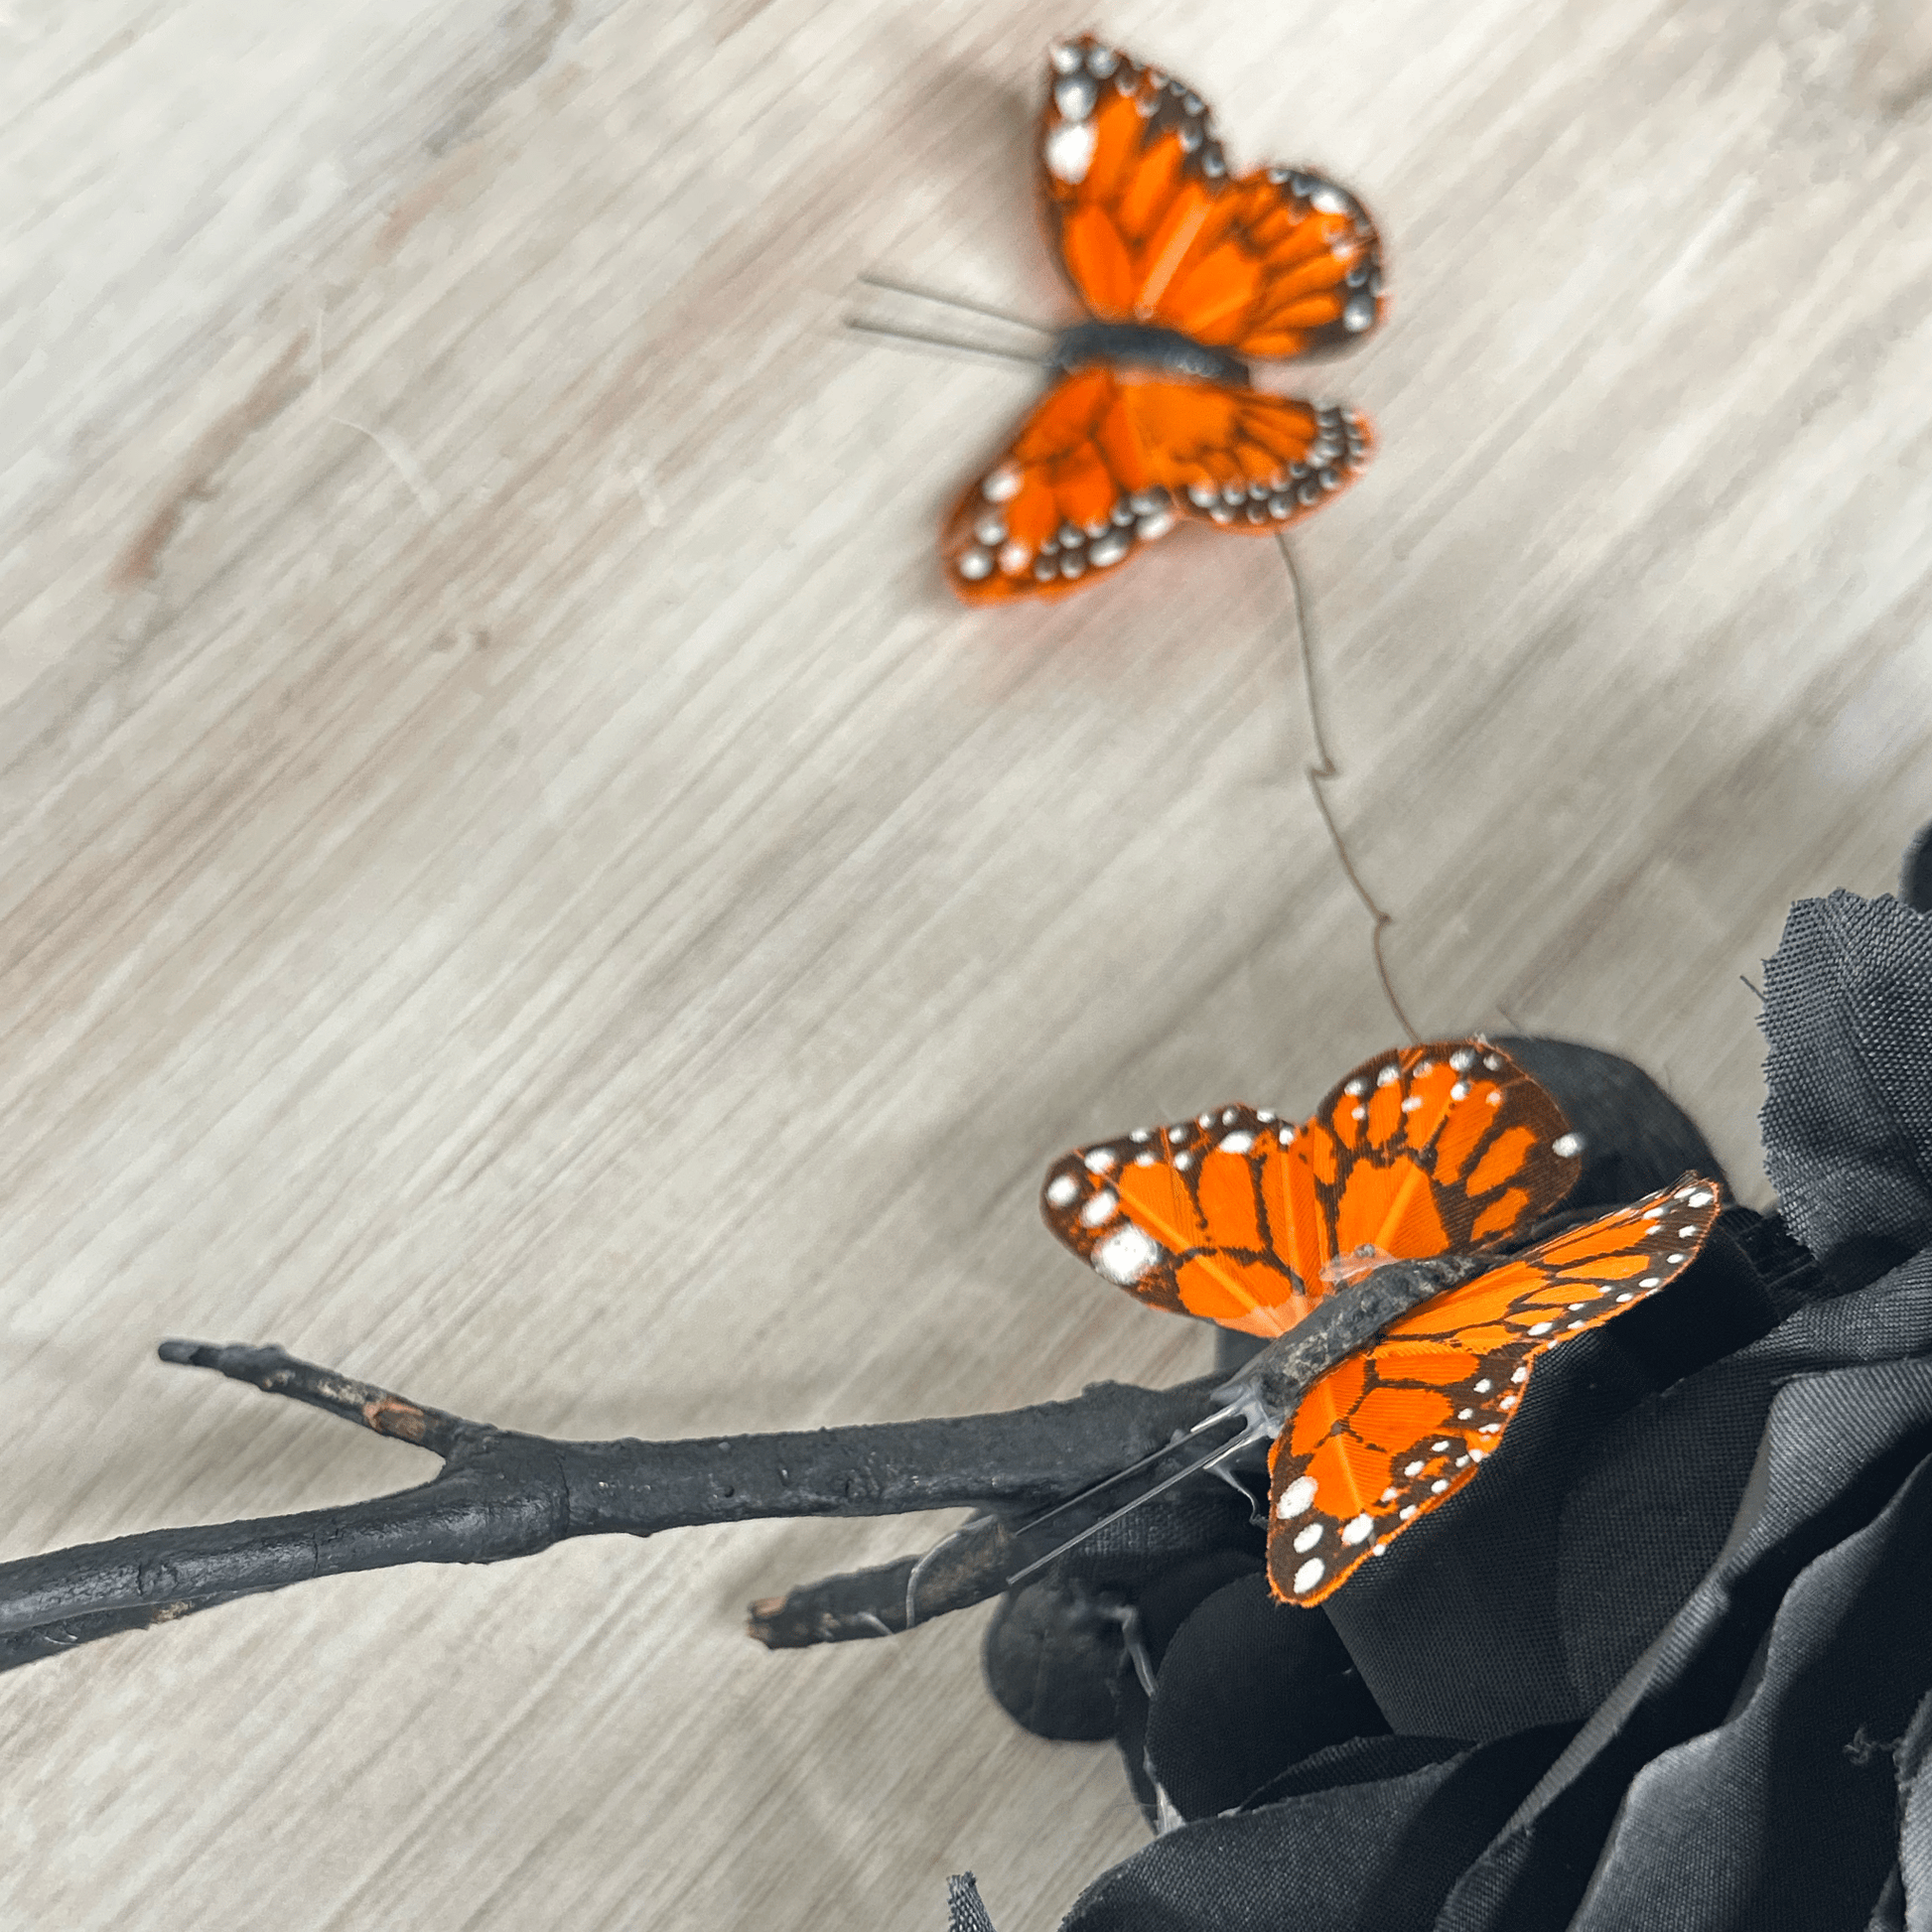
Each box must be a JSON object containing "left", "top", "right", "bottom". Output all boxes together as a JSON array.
[
  {"left": 1037, "top": 1041, "right": 1724, "bottom": 1604},
  {"left": 943, "top": 33, "right": 1386, "bottom": 604}
]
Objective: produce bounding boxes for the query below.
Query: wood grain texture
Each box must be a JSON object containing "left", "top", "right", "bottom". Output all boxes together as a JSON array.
[{"left": 1, "top": 1, "right": 1927, "bottom": 1924}]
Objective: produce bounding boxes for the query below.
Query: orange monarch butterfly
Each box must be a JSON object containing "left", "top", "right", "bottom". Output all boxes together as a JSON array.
[
  {"left": 1035, "top": 1041, "right": 1725, "bottom": 1604},
  {"left": 942, "top": 33, "right": 1386, "bottom": 604}
]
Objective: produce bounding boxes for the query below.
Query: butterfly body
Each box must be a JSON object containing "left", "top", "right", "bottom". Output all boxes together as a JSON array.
[
  {"left": 1050, "top": 322, "right": 1250, "bottom": 386},
  {"left": 1036, "top": 1041, "right": 1725, "bottom": 1604},
  {"left": 944, "top": 35, "right": 1386, "bottom": 603}
]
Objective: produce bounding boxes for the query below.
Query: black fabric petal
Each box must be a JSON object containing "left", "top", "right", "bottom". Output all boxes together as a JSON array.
[
  {"left": 1760, "top": 891, "right": 1932, "bottom": 1283},
  {"left": 1143, "top": 1571, "right": 1387, "bottom": 1819}
]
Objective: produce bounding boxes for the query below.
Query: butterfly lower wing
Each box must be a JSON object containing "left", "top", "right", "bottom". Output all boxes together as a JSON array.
[
  {"left": 1040, "top": 1103, "right": 1326, "bottom": 1337},
  {"left": 1265, "top": 1175, "right": 1725, "bottom": 1605},
  {"left": 942, "top": 367, "right": 1185, "bottom": 603},
  {"left": 1116, "top": 379, "right": 1371, "bottom": 533},
  {"left": 1036, "top": 37, "right": 1387, "bottom": 358}
]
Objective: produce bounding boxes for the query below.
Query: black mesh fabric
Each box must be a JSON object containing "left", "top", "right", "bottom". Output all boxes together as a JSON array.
[{"left": 948, "top": 882, "right": 1932, "bottom": 1931}]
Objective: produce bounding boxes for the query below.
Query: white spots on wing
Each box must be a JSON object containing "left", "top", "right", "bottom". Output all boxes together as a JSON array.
[
  {"left": 1683, "top": 1187, "right": 1714, "bottom": 1207},
  {"left": 1430, "top": 1440, "right": 1450, "bottom": 1451},
  {"left": 1137, "top": 507, "right": 1175, "bottom": 541},
  {"left": 1482, "top": 1053, "right": 1502, "bottom": 1071},
  {"left": 1639, "top": 1276, "right": 1661, "bottom": 1290},
  {"left": 1292, "top": 1557, "right": 1324, "bottom": 1594},
  {"left": 1468, "top": 1446, "right": 1486, "bottom": 1461},
  {"left": 957, "top": 547, "right": 992, "bottom": 581},
  {"left": 1379, "top": 1486, "right": 1398, "bottom": 1504},
  {"left": 1084, "top": 1147, "right": 1117, "bottom": 1173},
  {"left": 1045, "top": 120, "right": 1097, "bottom": 183},
  {"left": 1278, "top": 1126, "right": 1296, "bottom": 1146},
  {"left": 1340, "top": 1514, "right": 1373, "bottom": 1546},
  {"left": 1526, "top": 1319, "right": 1554, "bottom": 1335},
  {"left": 1511, "top": 1365, "right": 1529, "bottom": 1382},
  {"left": 1486, "top": 1089, "right": 1503, "bottom": 1107},
  {"left": 1450, "top": 1082, "right": 1469, "bottom": 1101},
  {"left": 1277, "top": 1474, "right": 1317, "bottom": 1519},
  {"left": 1079, "top": 1190, "right": 1119, "bottom": 1227},
  {"left": 973, "top": 512, "right": 1007, "bottom": 547},
  {"left": 1134, "top": 1151, "right": 1157, "bottom": 1167},
  {"left": 1343, "top": 292, "right": 1376, "bottom": 333},
  {"left": 1553, "top": 1133, "right": 1584, "bottom": 1159},
  {"left": 1309, "top": 182, "right": 1349, "bottom": 213},
  {"left": 1403, "top": 1459, "right": 1425, "bottom": 1476},
  {"left": 1350, "top": 1106, "right": 1367, "bottom": 1122},
  {"left": 1449, "top": 1048, "right": 1474, "bottom": 1071},
  {"left": 1402, "top": 1096, "right": 1423, "bottom": 1112},
  {"left": 1256, "top": 1110, "right": 1277, "bottom": 1123},
  {"left": 1049, "top": 41, "right": 1082, "bottom": 74},
  {"left": 1667, "top": 1253, "right": 1688, "bottom": 1266},
  {"left": 1220, "top": 1108, "right": 1240, "bottom": 1125},
  {"left": 1053, "top": 74, "right": 1097, "bottom": 121},
  {"left": 1430, "top": 1478, "right": 1449, "bottom": 1493},
  {"left": 1292, "top": 1522, "right": 1322, "bottom": 1554},
  {"left": 1086, "top": 44, "right": 1119, "bottom": 78},
  {"left": 1044, "top": 1174, "right": 1080, "bottom": 1208},
  {"left": 1456, "top": 1409, "right": 1473, "bottom": 1421},
  {"left": 1398, "top": 1504, "right": 1418, "bottom": 1520},
  {"left": 1614, "top": 1291, "right": 1635, "bottom": 1302},
  {"left": 1643, "top": 1204, "right": 1667, "bottom": 1220},
  {"left": 982, "top": 463, "right": 1022, "bottom": 503},
  {"left": 1376, "top": 1063, "right": 1399, "bottom": 1086},
  {"left": 1088, "top": 529, "right": 1130, "bottom": 568},
  {"left": 1094, "top": 1226, "right": 1164, "bottom": 1286},
  {"left": 1478, "top": 1423, "right": 1501, "bottom": 1435},
  {"left": 1219, "top": 1131, "right": 1254, "bottom": 1155},
  {"left": 1343, "top": 1078, "right": 1366, "bottom": 1096},
  {"left": 1174, "top": 1152, "right": 1193, "bottom": 1171},
  {"left": 1678, "top": 1224, "right": 1701, "bottom": 1238},
  {"left": 998, "top": 540, "right": 1031, "bottom": 576},
  {"left": 1130, "top": 1129, "right": 1151, "bottom": 1143},
  {"left": 1472, "top": 1379, "right": 1491, "bottom": 1393},
  {"left": 1169, "top": 1126, "right": 1190, "bottom": 1144}
]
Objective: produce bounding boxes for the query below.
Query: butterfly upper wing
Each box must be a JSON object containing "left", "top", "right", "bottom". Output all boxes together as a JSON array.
[
  {"left": 1038, "top": 1039, "right": 1584, "bottom": 1338},
  {"left": 1036, "top": 36, "right": 1387, "bottom": 359},
  {"left": 1265, "top": 1175, "right": 1726, "bottom": 1605},
  {"left": 943, "top": 369, "right": 1372, "bottom": 602}
]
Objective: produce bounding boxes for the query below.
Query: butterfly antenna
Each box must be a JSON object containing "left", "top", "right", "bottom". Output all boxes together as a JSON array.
[
  {"left": 1006, "top": 1415, "right": 1272, "bottom": 1589},
  {"left": 842, "top": 316, "right": 1047, "bottom": 367},
  {"left": 856, "top": 272, "right": 1057, "bottom": 338},
  {"left": 1007, "top": 1402, "right": 1249, "bottom": 1544},
  {"left": 1275, "top": 533, "right": 1421, "bottom": 1044}
]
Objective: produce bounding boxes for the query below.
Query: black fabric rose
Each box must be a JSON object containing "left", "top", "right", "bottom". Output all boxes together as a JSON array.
[{"left": 953, "top": 879, "right": 1932, "bottom": 1931}]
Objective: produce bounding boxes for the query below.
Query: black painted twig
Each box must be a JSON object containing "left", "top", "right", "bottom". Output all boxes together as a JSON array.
[{"left": 0, "top": 1341, "right": 1218, "bottom": 1673}]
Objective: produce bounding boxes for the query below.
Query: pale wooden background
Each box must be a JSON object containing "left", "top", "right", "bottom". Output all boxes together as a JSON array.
[{"left": 2, "top": 0, "right": 1929, "bottom": 1925}]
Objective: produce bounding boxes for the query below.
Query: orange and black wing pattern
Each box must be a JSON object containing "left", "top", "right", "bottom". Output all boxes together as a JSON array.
[
  {"left": 1036, "top": 36, "right": 1386, "bottom": 358},
  {"left": 1038, "top": 1040, "right": 1583, "bottom": 1339},
  {"left": 1265, "top": 1176, "right": 1725, "bottom": 1605},
  {"left": 942, "top": 370, "right": 1370, "bottom": 601}
]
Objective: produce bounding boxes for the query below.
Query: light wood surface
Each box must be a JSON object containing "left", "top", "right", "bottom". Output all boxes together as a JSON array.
[{"left": 2, "top": 3, "right": 1928, "bottom": 1925}]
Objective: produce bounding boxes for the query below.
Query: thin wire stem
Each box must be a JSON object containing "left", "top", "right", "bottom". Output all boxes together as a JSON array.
[{"left": 1277, "top": 533, "right": 1422, "bottom": 1043}]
